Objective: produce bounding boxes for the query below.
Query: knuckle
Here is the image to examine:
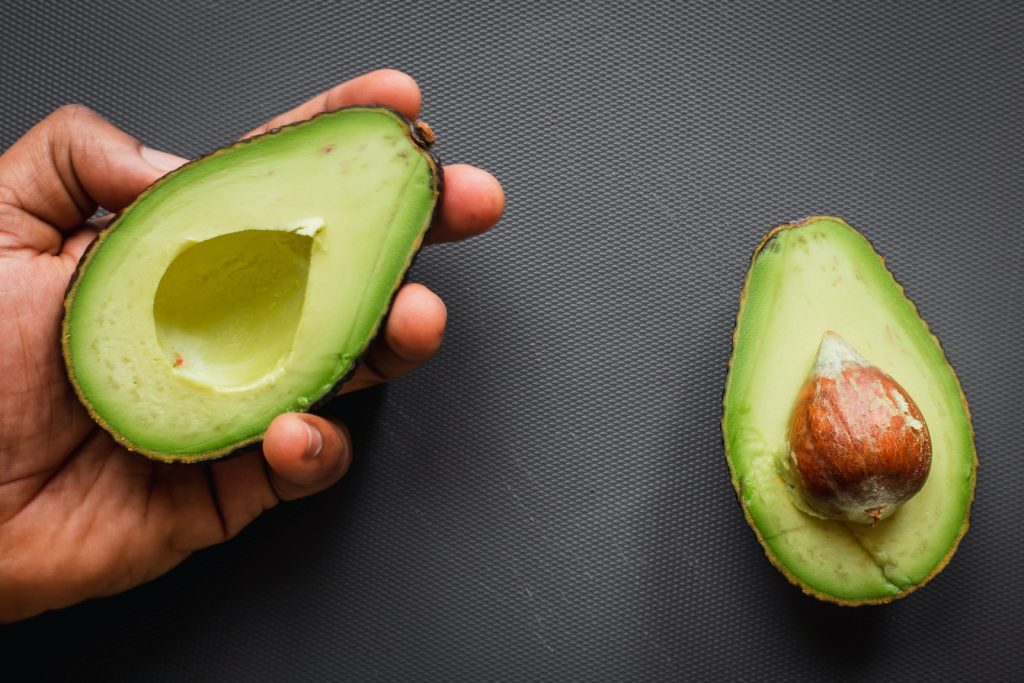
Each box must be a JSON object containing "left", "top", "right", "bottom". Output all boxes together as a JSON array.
[
  {"left": 41, "top": 104, "right": 101, "bottom": 139},
  {"left": 48, "top": 103, "right": 94, "bottom": 124}
]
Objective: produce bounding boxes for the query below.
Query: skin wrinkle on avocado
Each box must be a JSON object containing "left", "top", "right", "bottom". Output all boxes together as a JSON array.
[
  {"left": 62, "top": 107, "right": 441, "bottom": 462},
  {"left": 722, "top": 216, "right": 976, "bottom": 605}
]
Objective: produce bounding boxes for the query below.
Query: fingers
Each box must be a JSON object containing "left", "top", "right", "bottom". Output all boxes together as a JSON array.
[
  {"left": 59, "top": 228, "right": 98, "bottom": 266},
  {"left": 341, "top": 283, "right": 447, "bottom": 393},
  {"left": 205, "top": 450, "right": 281, "bottom": 541},
  {"left": 224, "top": 283, "right": 445, "bottom": 511},
  {"left": 244, "top": 69, "right": 422, "bottom": 139},
  {"left": 211, "top": 283, "right": 445, "bottom": 521},
  {"left": 0, "top": 104, "right": 187, "bottom": 247},
  {"left": 262, "top": 413, "right": 352, "bottom": 501},
  {"left": 240, "top": 70, "right": 502, "bottom": 244},
  {"left": 203, "top": 412, "right": 350, "bottom": 540},
  {"left": 426, "top": 164, "right": 505, "bottom": 243},
  {"left": 0, "top": 73, "right": 501, "bottom": 254}
]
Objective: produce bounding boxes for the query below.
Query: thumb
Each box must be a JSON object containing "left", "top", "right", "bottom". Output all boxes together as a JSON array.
[{"left": 0, "top": 104, "right": 186, "bottom": 250}]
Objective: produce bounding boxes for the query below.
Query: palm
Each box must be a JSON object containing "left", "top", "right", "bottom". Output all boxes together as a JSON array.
[
  {"left": 0, "top": 186, "right": 271, "bottom": 618},
  {"left": 0, "top": 70, "right": 503, "bottom": 621}
]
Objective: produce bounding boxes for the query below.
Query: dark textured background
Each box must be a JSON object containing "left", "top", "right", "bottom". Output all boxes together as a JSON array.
[{"left": 2, "top": 1, "right": 1022, "bottom": 680}]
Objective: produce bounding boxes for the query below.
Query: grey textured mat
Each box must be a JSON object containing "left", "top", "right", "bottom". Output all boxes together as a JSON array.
[{"left": 2, "top": 1, "right": 1022, "bottom": 679}]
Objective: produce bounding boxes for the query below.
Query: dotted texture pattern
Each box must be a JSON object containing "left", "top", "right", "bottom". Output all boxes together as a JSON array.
[{"left": 2, "top": 1, "right": 1022, "bottom": 680}]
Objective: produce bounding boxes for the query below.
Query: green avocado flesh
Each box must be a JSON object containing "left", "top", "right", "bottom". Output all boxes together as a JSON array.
[
  {"left": 723, "top": 217, "right": 975, "bottom": 604},
  {"left": 63, "top": 107, "right": 440, "bottom": 462}
]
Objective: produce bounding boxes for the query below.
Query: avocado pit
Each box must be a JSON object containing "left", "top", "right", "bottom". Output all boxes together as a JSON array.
[{"left": 784, "top": 332, "right": 932, "bottom": 525}]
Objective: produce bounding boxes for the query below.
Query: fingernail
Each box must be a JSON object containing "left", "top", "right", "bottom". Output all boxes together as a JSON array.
[
  {"left": 141, "top": 146, "right": 188, "bottom": 173},
  {"left": 304, "top": 424, "right": 324, "bottom": 460}
]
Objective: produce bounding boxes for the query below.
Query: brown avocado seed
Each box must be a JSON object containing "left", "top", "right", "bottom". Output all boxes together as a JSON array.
[{"left": 786, "top": 332, "right": 932, "bottom": 525}]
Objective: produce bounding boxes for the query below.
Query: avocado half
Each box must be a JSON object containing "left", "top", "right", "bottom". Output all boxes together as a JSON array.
[
  {"left": 63, "top": 107, "right": 441, "bottom": 463},
  {"left": 722, "top": 216, "right": 976, "bottom": 605}
]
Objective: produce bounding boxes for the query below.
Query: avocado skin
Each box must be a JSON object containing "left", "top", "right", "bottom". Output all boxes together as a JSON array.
[
  {"left": 722, "top": 215, "right": 977, "bottom": 605},
  {"left": 61, "top": 106, "right": 443, "bottom": 464}
]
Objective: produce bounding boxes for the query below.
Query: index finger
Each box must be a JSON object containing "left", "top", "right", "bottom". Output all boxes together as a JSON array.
[{"left": 243, "top": 69, "right": 422, "bottom": 139}]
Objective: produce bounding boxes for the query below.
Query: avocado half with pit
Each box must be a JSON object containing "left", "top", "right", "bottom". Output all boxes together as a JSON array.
[
  {"left": 62, "top": 107, "right": 441, "bottom": 463},
  {"left": 722, "top": 216, "right": 976, "bottom": 604}
]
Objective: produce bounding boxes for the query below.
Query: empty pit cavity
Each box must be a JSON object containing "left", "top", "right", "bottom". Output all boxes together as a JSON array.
[{"left": 153, "top": 229, "right": 313, "bottom": 389}]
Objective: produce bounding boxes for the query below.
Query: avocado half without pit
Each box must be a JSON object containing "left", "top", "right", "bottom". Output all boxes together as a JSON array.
[
  {"left": 722, "top": 216, "right": 976, "bottom": 605},
  {"left": 62, "top": 107, "right": 441, "bottom": 463}
]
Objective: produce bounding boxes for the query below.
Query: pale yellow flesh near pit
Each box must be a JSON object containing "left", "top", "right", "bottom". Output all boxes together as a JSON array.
[
  {"left": 724, "top": 217, "right": 975, "bottom": 602},
  {"left": 66, "top": 110, "right": 436, "bottom": 458}
]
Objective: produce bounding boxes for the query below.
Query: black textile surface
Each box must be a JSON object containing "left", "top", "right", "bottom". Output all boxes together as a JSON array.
[{"left": 2, "top": 1, "right": 1022, "bottom": 680}]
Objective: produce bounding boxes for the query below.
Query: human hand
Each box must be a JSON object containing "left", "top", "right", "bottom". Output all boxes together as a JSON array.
[{"left": 0, "top": 70, "right": 504, "bottom": 622}]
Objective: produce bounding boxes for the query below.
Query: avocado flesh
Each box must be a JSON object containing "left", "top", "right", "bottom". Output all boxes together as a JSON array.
[
  {"left": 64, "top": 107, "right": 440, "bottom": 462},
  {"left": 723, "top": 217, "right": 975, "bottom": 603}
]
